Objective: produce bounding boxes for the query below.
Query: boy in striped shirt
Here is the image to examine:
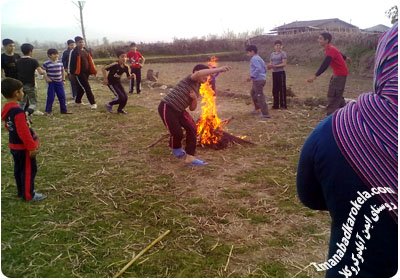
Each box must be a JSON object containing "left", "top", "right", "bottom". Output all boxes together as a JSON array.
[
  {"left": 42, "top": 49, "right": 71, "bottom": 115},
  {"left": 158, "top": 64, "right": 231, "bottom": 166}
]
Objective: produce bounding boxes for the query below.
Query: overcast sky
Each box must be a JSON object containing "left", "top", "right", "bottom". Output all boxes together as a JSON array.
[{"left": 1, "top": 0, "right": 397, "bottom": 43}]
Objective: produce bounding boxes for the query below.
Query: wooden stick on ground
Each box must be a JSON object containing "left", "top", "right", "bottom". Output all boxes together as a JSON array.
[
  {"left": 224, "top": 245, "right": 234, "bottom": 272},
  {"left": 113, "top": 230, "right": 171, "bottom": 278},
  {"left": 220, "top": 116, "right": 234, "bottom": 126},
  {"left": 146, "top": 133, "right": 170, "bottom": 149}
]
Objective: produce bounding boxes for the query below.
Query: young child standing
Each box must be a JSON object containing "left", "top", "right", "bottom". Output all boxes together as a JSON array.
[
  {"left": 268, "top": 40, "right": 287, "bottom": 109},
  {"left": 102, "top": 51, "right": 135, "bottom": 114},
  {"left": 246, "top": 45, "right": 270, "bottom": 119},
  {"left": 207, "top": 56, "right": 220, "bottom": 93},
  {"left": 42, "top": 48, "right": 71, "bottom": 115},
  {"left": 1, "top": 38, "right": 21, "bottom": 79},
  {"left": 1, "top": 78, "right": 46, "bottom": 202},
  {"left": 16, "top": 43, "right": 47, "bottom": 116},
  {"left": 158, "top": 64, "right": 231, "bottom": 166},
  {"left": 127, "top": 42, "right": 145, "bottom": 94}
]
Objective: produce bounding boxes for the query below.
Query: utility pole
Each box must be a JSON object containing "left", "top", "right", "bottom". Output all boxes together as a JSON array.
[{"left": 73, "top": 1, "right": 87, "bottom": 45}]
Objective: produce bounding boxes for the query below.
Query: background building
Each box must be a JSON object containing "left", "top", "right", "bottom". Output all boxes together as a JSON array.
[{"left": 270, "top": 18, "right": 360, "bottom": 35}]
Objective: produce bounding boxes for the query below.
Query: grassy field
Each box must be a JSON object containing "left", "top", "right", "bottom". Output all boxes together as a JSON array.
[{"left": 1, "top": 61, "right": 373, "bottom": 277}]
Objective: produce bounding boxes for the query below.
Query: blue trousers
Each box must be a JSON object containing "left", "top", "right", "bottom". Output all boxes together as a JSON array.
[{"left": 46, "top": 81, "right": 67, "bottom": 113}]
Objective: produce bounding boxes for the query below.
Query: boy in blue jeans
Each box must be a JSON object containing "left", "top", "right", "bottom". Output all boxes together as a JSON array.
[
  {"left": 1, "top": 78, "right": 46, "bottom": 201},
  {"left": 42, "top": 48, "right": 71, "bottom": 115},
  {"left": 246, "top": 45, "right": 270, "bottom": 119}
]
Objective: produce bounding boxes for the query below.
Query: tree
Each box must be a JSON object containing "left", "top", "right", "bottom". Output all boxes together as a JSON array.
[
  {"left": 73, "top": 1, "right": 88, "bottom": 44},
  {"left": 386, "top": 5, "right": 398, "bottom": 24},
  {"left": 250, "top": 27, "right": 265, "bottom": 37},
  {"left": 102, "top": 37, "right": 110, "bottom": 46}
]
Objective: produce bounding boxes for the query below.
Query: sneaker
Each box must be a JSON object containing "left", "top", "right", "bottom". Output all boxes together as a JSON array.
[
  {"left": 32, "top": 110, "right": 45, "bottom": 116},
  {"left": 105, "top": 103, "right": 112, "bottom": 112},
  {"left": 184, "top": 155, "right": 207, "bottom": 166},
  {"left": 117, "top": 110, "right": 128, "bottom": 114},
  {"left": 190, "top": 158, "right": 208, "bottom": 166},
  {"left": 272, "top": 106, "right": 279, "bottom": 109},
  {"left": 61, "top": 111, "right": 73, "bottom": 114},
  {"left": 250, "top": 109, "right": 260, "bottom": 115},
  {"left": 129, "top": 91, "right": 133, "bottom": 94},
  {"left": 172, "top": 148, "right": 186, "bottom": 159},
  {"left": 31, "top": 192, "right": 47, "bottom": 202},
  {"left": 260, "top": 114, "right": 271, "bottom": 119},
  {"left": 26, "top": 108, "right": 34, "bottom": 116},
  {"left": 90, "top": 104, "right": 97, "bottom": 109},
  {"left": 44, "top": 112, "right": 52, "bottom": 116}
]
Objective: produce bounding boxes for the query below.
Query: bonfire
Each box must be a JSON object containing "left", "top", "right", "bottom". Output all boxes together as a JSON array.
[
  {"left": 147, "top": 57, "right": 254, "bottom": 150},
  {"left": 196, "top": 57, "right": 254, "bottom": 149}
]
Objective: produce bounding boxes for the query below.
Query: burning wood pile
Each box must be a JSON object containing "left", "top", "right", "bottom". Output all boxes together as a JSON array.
[
  {"left": 196, "top": 57, "right": 254, "bottom": 150},
  {"left": 148, "top": 57, "right": 254, "bottom": 150}
]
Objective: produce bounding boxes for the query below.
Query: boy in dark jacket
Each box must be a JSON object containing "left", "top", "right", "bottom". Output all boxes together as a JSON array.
[
  {"left": 102, "top": 50, "right": 135, "bottom": 114},
  {"left": 1, "top": 78, "right": 46, "bottom": 201},
  {"left": 68, "top": 36, "right": 97, "bottom": 109},
  {"left": 62, "top": 39, "right": 77, "bottom": 100}
]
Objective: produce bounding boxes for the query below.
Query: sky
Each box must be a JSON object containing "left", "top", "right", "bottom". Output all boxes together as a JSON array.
[{"left": 0, "top": 0, "right": 397, "bottom": 44}]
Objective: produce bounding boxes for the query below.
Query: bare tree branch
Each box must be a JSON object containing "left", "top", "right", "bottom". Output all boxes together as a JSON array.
[{"left": 72, "top": 1, "right": 88, "bottom": 46}]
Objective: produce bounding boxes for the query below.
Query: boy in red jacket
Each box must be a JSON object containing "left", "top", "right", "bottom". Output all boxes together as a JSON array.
[
  {"left": 127, "top": 42, "right": 145, "bottom": 94},
  {"left": 1, "top": 78, "right": 46, "bottom": 201}
]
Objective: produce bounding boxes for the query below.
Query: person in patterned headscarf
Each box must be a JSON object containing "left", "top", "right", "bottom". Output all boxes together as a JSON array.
[{"left": 296, "top": 23, "right": 397, "bottom": 278}]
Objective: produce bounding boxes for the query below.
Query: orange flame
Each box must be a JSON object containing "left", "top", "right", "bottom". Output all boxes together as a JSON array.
[{"left": 197, "top": 57, "right": 224, "bottom": 145}]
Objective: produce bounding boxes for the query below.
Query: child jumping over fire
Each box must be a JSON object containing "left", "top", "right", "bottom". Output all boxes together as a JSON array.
[
  {"left": 102, "top": 50, "right": 135, "bottom": 114},
  {"left": 158, "top": 64, "right": 231, "bottom": 166}
]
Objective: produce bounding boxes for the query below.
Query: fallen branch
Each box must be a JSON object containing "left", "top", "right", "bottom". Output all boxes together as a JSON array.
[
  {"left": 203, "top": 131, "right": 255, "bottom": 150},
  {"left": 147, "top": 116, "right": 254, "bottom": 150},
  {"left": 220, "top": 116, "right": 234, "bottom": 126},
  {"left": 146, "top": 133, "right": 170, "bottom": 149},
  {"left": 291, "top": 263, "right": 313, "bottom": 278},
  {"left": 113, "top": 230, "right": 171, "bottom": 278},
  {"left": 224, "top": 245, "right": 234, "bottom": 271}
]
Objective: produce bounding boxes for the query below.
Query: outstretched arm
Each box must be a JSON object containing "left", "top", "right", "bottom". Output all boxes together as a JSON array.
[
  {"left": 307, "top": 56, "right": 332, "bottom": 82},
  {"left": 191, "top": 66, "right": 231, "bottom": 80}
]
